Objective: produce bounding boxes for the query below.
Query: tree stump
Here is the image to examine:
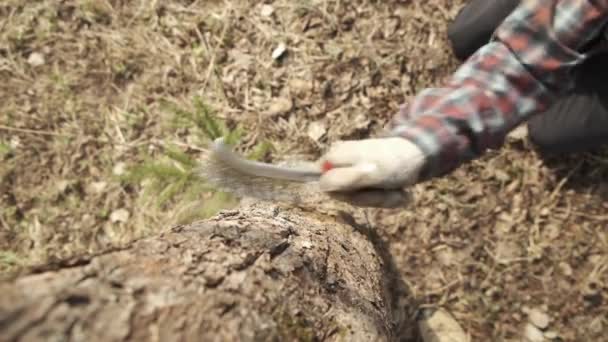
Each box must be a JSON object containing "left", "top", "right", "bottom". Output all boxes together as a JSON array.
[{"left": 0, "top": 203, "right": 411, "bottom": 341}]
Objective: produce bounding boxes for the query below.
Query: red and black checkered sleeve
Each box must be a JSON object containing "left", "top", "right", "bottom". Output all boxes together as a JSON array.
[{"left": 389, "top": 0, "right": 608, "bottom": 181}]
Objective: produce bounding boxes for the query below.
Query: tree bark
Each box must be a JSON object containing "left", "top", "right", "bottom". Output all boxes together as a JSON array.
[{"left": 0, "top": 203, "right": 412, "bottom": 342}]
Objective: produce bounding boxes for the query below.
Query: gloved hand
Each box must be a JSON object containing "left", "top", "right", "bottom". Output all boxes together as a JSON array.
[{"left": 318, "top": 137, "right": 426, "bottom": 208}]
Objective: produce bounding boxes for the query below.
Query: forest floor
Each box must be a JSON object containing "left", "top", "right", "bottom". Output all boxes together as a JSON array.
[{"left": 1, "top": 0, "right": 607, "bottom": 340}]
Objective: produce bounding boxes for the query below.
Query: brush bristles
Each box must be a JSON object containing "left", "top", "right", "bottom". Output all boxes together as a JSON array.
[{"left": 198, "top": 150, "right": 325, "bottom": 205}]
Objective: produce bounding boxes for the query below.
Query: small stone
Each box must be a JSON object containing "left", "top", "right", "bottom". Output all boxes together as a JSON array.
[
  {"left": 528, "top": 308, "right": 550, "bottom": 330},
  {"left": 352, "top": 113, "right": 371, "bottom": 131},
  {"left": 288, "top": 78, "right": 312, "bottom": 95},
  {"left": 300, "top": 240, "right": 313, "bottom": 249},
  {"left": 559, "top": 262, "right": 573, "bottom": 277},
  {"left": 271, "top": 42, "right": 287, "bottom": 60},
  {"left": 9, "top": 136, "right": 20, "bottom": 149},
  {"left": 113, "top": 162, "right": 127, "bottom": 176},
  {"left": 307, "top": 121, "right": 326, "bottom": 142},
  {"left": 544, "top": 331, "right": 559, "bottom": 339},
  {"left": 260, "top": 4, "right": 274, "bottom": 17},
  {"left": 524, "top": 323, "right": 545, "bottom": 342},
  {"left": 110, "top": 208, "right": 130, "bottom": 223},
  {"left": 589, "top": 316, "right": 604, "bottom": 335},
  {"left": 27, "top": 52, "right": 45, "bottom": 67},
  {"left": 89, "top": 181, "right": 108, "bottom": 194},
  {"left": 418, "top": 309, "right": 468, "bottom": 342},
  {"left": 56, "top": 180, "right": 71, "bottom": 194},
  {"left": 82, "top": 214, "right": 93, "bottom": 223},
  {"left": 266, "top": 97, "right": 292, "bottom": 117}
]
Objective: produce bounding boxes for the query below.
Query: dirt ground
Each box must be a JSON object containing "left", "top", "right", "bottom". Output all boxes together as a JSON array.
[{"left": 1, "top": 0, "right": 607, "bottom": 340}]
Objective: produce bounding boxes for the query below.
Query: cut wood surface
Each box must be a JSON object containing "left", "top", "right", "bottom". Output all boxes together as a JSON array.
[{"left": 0, "top": 203, "right": 412, "bottom": 341}]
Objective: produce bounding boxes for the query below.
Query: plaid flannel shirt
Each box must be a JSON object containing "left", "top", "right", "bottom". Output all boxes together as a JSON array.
[{"left": 389, "top": 0, "right": 608, "bottom": 181}]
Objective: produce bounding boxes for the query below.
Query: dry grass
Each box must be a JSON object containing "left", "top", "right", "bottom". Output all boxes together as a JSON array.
[{"left": 1, "top": 0, "right": 607, "bottom": 340}]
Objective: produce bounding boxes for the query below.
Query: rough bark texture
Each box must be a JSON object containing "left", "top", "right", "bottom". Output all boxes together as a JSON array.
[{"left": 0, "top": 203, "right": 410, "bottom": 341}]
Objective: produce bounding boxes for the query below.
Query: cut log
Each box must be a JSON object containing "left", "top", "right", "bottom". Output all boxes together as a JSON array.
[{"left": 0, "top": 203, "right": 411, "bottom": 341}]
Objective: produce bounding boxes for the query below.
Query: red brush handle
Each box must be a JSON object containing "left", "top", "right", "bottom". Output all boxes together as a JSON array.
[{"left": 321, "top": 161, "right": 334, "bottom": 173}]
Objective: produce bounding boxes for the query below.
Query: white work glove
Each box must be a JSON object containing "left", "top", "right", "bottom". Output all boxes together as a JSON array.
[{"left": 318, "top": 137, "right": 426, "bottom": 208}]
